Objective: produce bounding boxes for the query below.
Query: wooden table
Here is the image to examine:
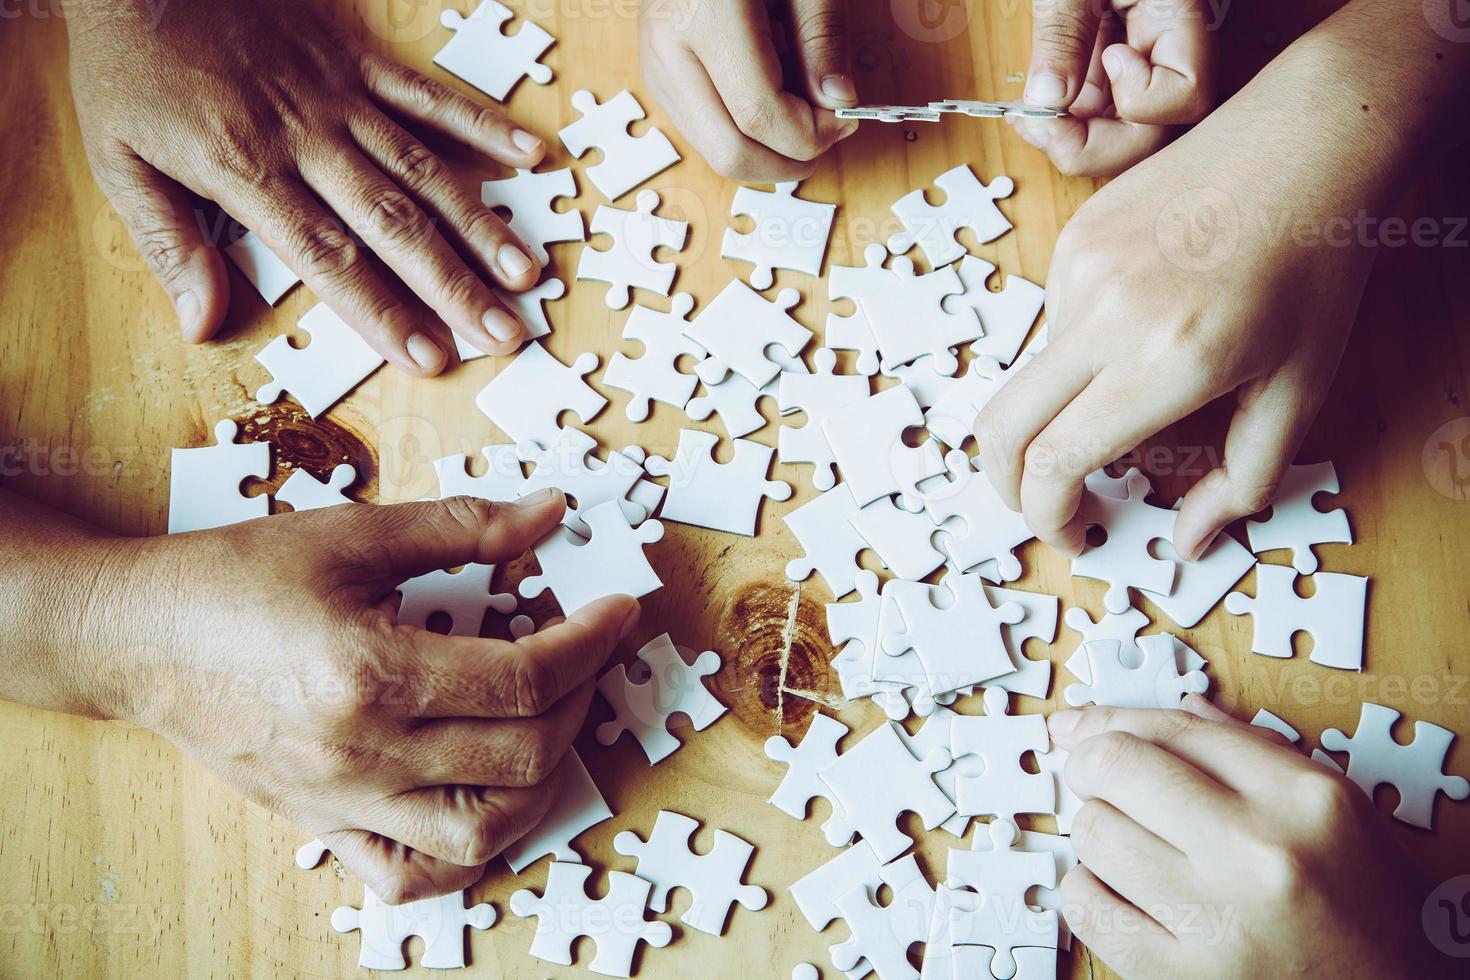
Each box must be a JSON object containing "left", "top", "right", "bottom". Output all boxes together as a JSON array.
[{"left": 3, "top": 1, "right": 1467, "bottom": 977}]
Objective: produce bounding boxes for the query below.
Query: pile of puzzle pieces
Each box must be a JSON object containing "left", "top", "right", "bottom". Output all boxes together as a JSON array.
[{"left": 161, "top": 2, "right": 1470, "bottom": 976}]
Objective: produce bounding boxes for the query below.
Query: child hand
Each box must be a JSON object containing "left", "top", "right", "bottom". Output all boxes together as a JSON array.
[
  {"left": 112, "top": 492, "right": 637, "bottom": 902},
  {"left": 1048, "top": 698, "right": 1450, "bottom": 977},
  {"left": 639, "top": 0, "right": 857, "bottom": 181},
  {"left": 1012, "top": 0, "right": 1218, "bottom": 176},
  {"left": 66, "top": 0, "right": 546, "bottom": 372}
]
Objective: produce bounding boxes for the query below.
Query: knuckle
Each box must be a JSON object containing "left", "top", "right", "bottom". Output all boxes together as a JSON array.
[
  {"left": 203, "top": 130, "right": 275, "bottom": 190},
  {"left": 1154, "top": 708, "right": 1201, "bottom": 743},
  {"left": 402, "top": 71, "right": 452, "bottom": 116},
  {"left": 437, "top": 495, "right": 501, "bottom": 537},
  {"left": 438, "top": 266, "right": 486, "bottom": 310},
  {"left": 707, "top": 142, "right": 754, "bottom": 181},
  {"left": 465, "top": 103, "right": 506, "bottom": 137},
  {"left": 387, "top": 140, "right": 447, "bottom": 191},
  {"left": 1037, "top": 14, "right": 1093, "bottom": 61},
  {"left": 1070, "top": 799, "right": 1106, "bottom": 845},
  {"left": 727, "top": 94, "right": 778, "bottom": 143},
  {"left": 508, "top": 733, "right": 554, "bottom": 787},
  {"left": 455, "top": 814, "right": 504, "bottom": 867},
  {"left": 371, "top": 875, "right": 418, "bottom": 906},
  {"left": 511, "top": 657, "right": 557, "bottom": 718},
  {"left": 363, "top": 189, "right": 429, "bottom": 248},
  {"left": 1084, "top": 730, "right": 1143, "bottom": 782},
  {"left": 137, "top": 234, "right": 195, "bottom": 283},
  {"left": 460, "top": 206, "right": 509, "bottom": 246},
  {"left": 1231, "top": 480, "right": 1279, "bottom": 517},
  {"left": 1253, "top": 839, "right": 1310, "bottom": 902},
  {"left": 1294, "top": 768, "right": 1357, "bottom": 829},
  {"left": 292, "top": 222, "right": 360, "bottom": 281}
]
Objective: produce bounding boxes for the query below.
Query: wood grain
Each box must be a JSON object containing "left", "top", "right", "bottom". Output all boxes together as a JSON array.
[{"left": 2, "top": 2, "right": 1468, "bottom": 977}]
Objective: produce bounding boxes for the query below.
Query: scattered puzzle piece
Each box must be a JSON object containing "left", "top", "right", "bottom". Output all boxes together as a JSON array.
[
  {"left": 559, "top": 90, "right": 680, "bottom": 200},
  {"left": 882, "top": 568, "right": 1024, "bottom": 697},
  {"left": 817, "top": 721, "right": 954, "bottom": 862},
  {"left": 950, "top": 689, "right": 1053, "bottom": 821},
  {"left": 397, "top": 563, "right": 516, "bottom": 636},
  {"left": 603, "top": 294, "right": 706, "bottom": 421},
  {"left": 595, "top": 633, "right": 725, "bottom": 764},
  {"left": 509, "top": 862, "right": 672, "bottom": 977},
  {"left": 850, "top": 495, "right": 947, "bottom": 581},
  {"left": 613, "top": 810, "right": 768, "bottom": 935},
  {"left": 923, "top": 450, "right": 1035, "bottom": 582},
  {"left": 167, "top": 419, "right": 269, "bottom": 534},
  {"left": 644, "top": 428, "right": 792, "bottom": 536},
  {"left": 765, "top": 712, "right": 854, "bottom": 846},
  {"left": 502, "top": 750, "right": 612, "bottom": 872},
  {"left": 945, "top": 819, "right": 1059, "bottom": 979},
  {"left": 887, "top": 164, "right": 1015, "bottom": 267},
  {"left": 722, "top": 181, "right": 836, "bottom": 289},
  {"left": 1245, "top": 461, "right": 1352, "bottom": 574},
  {"left": 474, "top": 341, "right": 605, "bottom": 446},
  {"left": 778, "top": 348, "right": 870, "bottom": 491},
  {"left": 1320, "top": 702, "right": 1468, "bottom": 829},
  {"left": 517, "top": 426, "right": 650, "bottom": 534},
  {"left": 256, "top": 303, "right": 385, "bottom": 418},
  {"left": 1064, "top": 635, "right": 1209, "bottom": 709},
  {"left": 944, "top": 255, "right": 1045, "bottom": 368},
  {"left": 788, "top": 840, "right": 884, "bottom": 931},
  {"left": 685, "top": 280, "right": 811, "bottom": 389},
  {"left": 1251, "top": 708, "right": 1302, "bottom": 743},
  {"left": 685, "top": 347, "right": 804, "bottom": 438},
  {"left": 434, "top": 1, "right": 553, "bottom": 100},
  {"left": 822, "top": 384, "right": 945, "bottom": 510},
  {"left": 857, "top": 259, "right": 978, "bottom": 374},
  {"left": 277, "top": 463, "right": 355, "bottom": 512},
  {"left": 1223, "top": 564, "right": 1368, "bottom": 670},
  {"left": 830, "top": 853, "right": 935, "bottom": 980},
  {"left": 332, "top": 887, "right": 496, "bottom": 971},
  {"left": 578, "top": 189, "right": 688, "bottom": 309},
  {"left": 784, "top": 482, "right": 869, "bottom": 598},
  {"left": 434, "top": 445, "right": 529, "bottom": 501}
]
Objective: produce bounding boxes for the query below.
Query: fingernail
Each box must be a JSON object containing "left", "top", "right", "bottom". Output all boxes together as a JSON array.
[
  {"left": 1102, "top": 48, "right": 1125, "bottom": 79},
  {"left": 175, "top": 290, "right": 201, "bottom": 332},
  {"left": 483, "top": 307, "right": 522, "bottom": 343},
  {"left": 1049, "top": 709, "right": 1081, "bottom": 736},
  {"left": 405, "top": 332, "right": 446, "bottom": 372},
  {"left": 497, "top": 243, "right": 533, "bottom": 279},
  {"left": 1025, "top": 71, "right": 1068, "bottom": 107},
  {"left": 1187, "top": 530, "right": 1220, "bottom": 561},
  {"left": 1018, "top": 123, "right": 1052, "bottom": 149},
  {"left": 511, "top": 129, "right": 543, "bottom": 154},
  {"left": 1182, "top": 694, "right": 1229, "bottom": 721},
  {"left": 516, "top": 487, "right": 558, "bottom": 507},
  {"left": 821, "top": 74, "right": 857, "bottom": 103}
]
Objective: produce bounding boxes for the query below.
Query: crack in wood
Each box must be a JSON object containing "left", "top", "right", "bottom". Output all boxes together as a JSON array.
[{"left": 773, "top": 582, "right": 802, "bottom": 734}]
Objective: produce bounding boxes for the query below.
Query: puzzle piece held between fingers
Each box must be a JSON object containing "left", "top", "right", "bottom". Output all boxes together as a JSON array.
[
  {"left": 224, "top": 229, "right": 299, "bottom": 305},
  {"left": 397, "top": 563, "right": 516, "bottom": 637},
  {"left": 509, "top": 862, "right": 672, "bottom": 977},
  {"left": 256, "top": 303, "right": 385, "bottom": 418},
  {"left": 519, "top": 501, "right": 663, "bottom": 614},
  {"left": 613, "top": 810, "right": 768, "bottom": 935},
  {"left": 332, "top": 887, "right": 497, "bottom": 971},
  {"left": 722, "top": 181, "right": 836, "bottom": 289},
  {"left": 559, "top": 89, "right": 680, "bottom": 200},
  {"left": 595, "top": 633, "right": 725, "bottom": 764},
  {"left": 887, "top": 164, "right": 1015, "bottom": 267},
  {"left": 1320, "top": 702, "right": 1470, "bottom": 829},
  {"left": 434, "top": 1, "right": 553, "bottom": 101},
  {"left": 578, "top": 189, "right": 689, "bottom": 309},
  {"left": 1072, "top": 468, "right": 1179, "bottom": 613}
]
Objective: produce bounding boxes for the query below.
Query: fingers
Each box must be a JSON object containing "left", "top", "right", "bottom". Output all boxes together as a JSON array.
[
  {"left": 93, "top": 150, "right": 231, "bottom": 342},
  {"left": 642, "top": 38, "right": 813, "bottom": 182},
  {"left": 298, "top": 144, "right": 516, "bottom": 367},
  {"left": 360, "top": 777, "right": 562, "bottom": 868},
  {"left": 1060, "top": 866, "right": 1184, "bottom": 978},
  {"left": 692, "top": 14, "right": 851, "bottom": 164},
  {"left": 347, "top": 112, "right": 535, "bottom": 353},
  {"left": 220, "top": 176, "right": 441, "bottom": 375},
  {"left": 1054, "top": 715, "right": 1237, "bottom": 852},
  {"left": 1018, "top": 357, "right": 1214, "bottom": 555},
  {"left": 358, "top": 52, "right": 547, "bottom": 168},
  {"left": 1102, "top": 1, "right": 1217, "bottom": 126},
  {"left": 1179, "top": 693, "right": 1297, "bottom": 750},
  {"left": 974, "top": 336, "right": 1096, "bottom": 513},
  {"left": 1070, "top": 799, "right": 1192, "bottom": 919},
  {"left": 788, "top": 0, "right": 857, "bottom": 109},
  {"left": 410, "top": 595, "right": 639, "bottom": 719},
  {"left": 1050, "top": 705, "right": 1306, "bottom": 805},
  {"left": 406, "top": 679, "right": 594, "bottom": 786},
  {"left": 1172, "top": 373, "right": 1310, "bottom": 559},
  {"left": 1009, "top": 113, "right": 1175, "bottom": 179},
  {"left": 1026, "top": 0, "right": 1105, "bottom": 108},
  {"left": 316, "top": 828, "right": 486, "bottom": 904},
  {"left": 333, "top": 491, "right": 567, "bottom": 583}
]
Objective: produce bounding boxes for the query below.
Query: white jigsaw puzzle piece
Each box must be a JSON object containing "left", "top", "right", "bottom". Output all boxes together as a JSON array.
[
  {"left": 778, "top": 348, "right": 870, "bottom": 491},
  {"left": 276, "top": 463, "right": 355, "bottom": 512},
  {"left": 224, "top": 229, "right": 299, "bottom": 305},
  {"left": 822, "top": 383, "right": 944, "bottom": 510},
  {"left": 829, "top": 853, "right": 936, "bottom": 980},
  {"left": 455, "top": 277, "right": 569, "bottom": 361},
  {"left": 602, "top": 293, "right": 705, "bottom": 421},
  {"left": 685, "top": 347, "right": 804, "bottom": 438},
  {"left": 722, "top": 180, "right": 836, "bottom": 289},
  {"left": 817, "top": 721, "right": 954, "bottom": 862},
  {"left": 332, "top": 887, "right": 496, "bottom": 971},
  {"left": 1320, "top": 702, "right": 1469, "bottom": 829},
  {"left": 434, "top": 1, "right": 553, "bottom": 100},
  {"left": 613, "top": 810, "right": 768, "bottom": 936},
  {"left": 167, "top": 420, "right": 269, "bottom": 533},
  {"left": 923, "top": 450, "right": 1034, "bottom": 582},
  {"left": 502, "top": 750, "right": 612, "bottom": 872},
  {"left": 256, "top": 303, "right": 385, "bottom": 418},
  {"left": 644, "top": 428, "right": 792, "bottom": 535},
  {"left": 474, "top": 341, "right": 605, "bottom": 446},
  {"left": 685, "top": 280, "right": 812, "bottom": 389},
  {"left": 1245, "top": 460, "right": 1352, "bottom": 574},
  {"left": 595, "top": 633, "right": 725, "bottom": 764},
  {"left": 887, "top": 164, "right": 1015, "bottom": 267},
  {"left": 397, "top": 563, "right": 515, "bottom": 636},
  {"left": 1072, "top": 468, "right": 1179, "bottom": 613},
  {"left": 1224, "top": 564, "right": 1368, "bottom": 670},
  {"left": 881, "top": 569, "right": 1023, "bottom": 698},
  {"left": 434, "top": 444, "right": 529, "bottom": 501},
  {"left": 764, "top": 712, "right": 854, "bottom": 845},
  {"left": 850, "top": 495, "right": 947, "bottom": 581},
  {"left": 784, "top": 482, "right": 869, "bottom": 598},
  {"left": 559, "top": 89, "right": 680, "bottom": 201},
  {"left": 1064, "top": 635, "right": 1209, "bottom": 709},
  {"left": 788, "top": 839, "right": 884, "bottom": 931},
  {"left": 578, "top": 189, "right": 688, "bottom": 309},
  {"left": 984, "top": 585, "right": 1057, "bottom": 700},
  {"left": 519, "top": 501, "right": 663, "bottom": 614},
  {"left": 480, "top": 168, "right": 583, "bottom": 265},
  {"left": 509, "top": 862, "right": 672, "bottom": 977},
  {"left": 949, "top": 689, "right": 1054, "bottom": 821},
  {"left": 945, "top": 256, "right": 1045, "bottom": 368}
]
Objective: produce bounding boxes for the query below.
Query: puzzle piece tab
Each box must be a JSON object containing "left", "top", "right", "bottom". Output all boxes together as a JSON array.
[
  {"left": 559, "top": 90, "right": 680, "bottom": 200},
  {"left": 595, "top": 633, "right": 725, "bottom": 764},
  {"left": 509, "top": 862, "right": 671, "bottom": 977},
  {"left": 722, "top": 181, "right": 836, "bottom": 288},
  {"left": 578, "top": 190, "right": 689, "bottom": 309},
  {"left": 613, "top": 810, "right": 768, "bottom": 935},
  {"left": 256, "top": 303, "right": 385, "bottom": 418},
  {"left": 434, "top": 1, "right": 553, "bottom": 100}
]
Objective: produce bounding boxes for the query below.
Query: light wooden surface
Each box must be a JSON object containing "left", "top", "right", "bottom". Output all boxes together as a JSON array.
[{"left": 3, "top": 2, "right": 1468, "bottom": 977}]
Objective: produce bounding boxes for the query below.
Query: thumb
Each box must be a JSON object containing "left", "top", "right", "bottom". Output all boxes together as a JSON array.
[
  {"left": 328, "top": 491, "right": 567, "bottom": 585},
  {"left": 1026, "top": 0, "right": 1103, "bottom": 108},
  {"left": 791, "top": 0, "right": 857, "bottom": 108},
  {"left": 1172, "top": 373, "right": 1314, "bottom": 561},
  {"left": 94, "top": 151, "right": 230, "bottom": 342}
]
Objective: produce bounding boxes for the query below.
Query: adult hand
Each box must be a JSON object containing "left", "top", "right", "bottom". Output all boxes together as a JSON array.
[
  {"left": 640, "top": 0, "right": 857, "bottom": 181},
  {"left": 66, "top": 0, "right": 546, "bottom": 374},
  {"left": 973, "top": 118, "right": 1370, "bottom": 560},
  {"left": 1048, "top": 698, "right": 1450, "bottom": 977},
  {"left": 1012, "top": 0, "right": 1218, "bottom": 176},
  {"left": 114, "top": 491, "right": 638, "bottom": 902}
]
